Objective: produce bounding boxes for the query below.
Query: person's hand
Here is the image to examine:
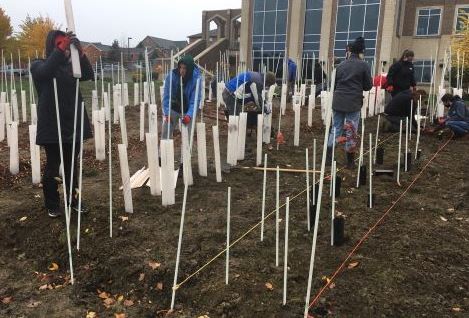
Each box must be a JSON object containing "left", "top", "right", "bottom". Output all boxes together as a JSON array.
[
  {"left": 69, "top": 35, "right": 83, "bottom": 56},
  {"left": 56, "top": 35, "right": 71, "bottom": 52},
  {"left": 438, "top": 117, "right": 446, "bottom": 125},
  {"left": 182, "top": 115, "right": 191, "bottom": 125},
  {"left": 386, "top": 85, "right": 394, "bottom": 93}
]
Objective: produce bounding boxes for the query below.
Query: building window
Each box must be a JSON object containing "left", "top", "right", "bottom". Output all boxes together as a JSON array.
[
  {"left": 303, "top": 0, "right": 323, "bottom": 59},
  {"left": 251, "top": 0, "right": 288, "bottom": 74},
  {"left": 333, "top": 0, "right": 381, "bottom": 63},
  {"left": 455, "top": 5, "right": 469, "bottom": 33},
  {"left": 415, "top": 7, "right": 441, "bottom": 36},
  {"left": 414, "top": 60, "right": 434, "bottom": 83}
]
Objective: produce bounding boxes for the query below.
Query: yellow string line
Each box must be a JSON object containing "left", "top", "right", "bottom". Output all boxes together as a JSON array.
[{"left": 175, "top": 132, "right": 398, "bottom": 289}]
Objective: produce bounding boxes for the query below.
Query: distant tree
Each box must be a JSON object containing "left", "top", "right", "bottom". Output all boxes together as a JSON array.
[
  {"left": 0, "top": 8, "right": 13, "bottom": 51},
  {"left": 17, "top": 15, "right": 58, "bottom": 58},
  {"left": 108, "top": 39, "right": 120, "bottom": 62},
  {"left": 452, "top": 14, "right": 469, "bottom": 87}
]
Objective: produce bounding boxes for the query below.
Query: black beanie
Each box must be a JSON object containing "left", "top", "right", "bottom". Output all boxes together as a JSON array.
[{"left": 350, "top": 37, "right": 365, "bottom": 55}]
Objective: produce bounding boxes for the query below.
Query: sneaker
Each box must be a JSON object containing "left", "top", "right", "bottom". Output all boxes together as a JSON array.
[
  {"left": 47, "top": 207, "right": 62, "bottom": 218},
  {"left": 71, "top": 201, "right": 89, "bottom": 214}
]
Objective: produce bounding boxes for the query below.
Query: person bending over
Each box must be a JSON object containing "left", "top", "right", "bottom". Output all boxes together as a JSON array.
[
  {"left": 222, "top": 70, "right": 276, "bottom": 118},
  {"left": 382, "top": 89, "right": 418, "bottom": 132},
  {"left": 440, "top": 93, "right": 469, "bottom": 138},
  {"left": 31, "top": 30, "right": 94, "bottom": 218}
]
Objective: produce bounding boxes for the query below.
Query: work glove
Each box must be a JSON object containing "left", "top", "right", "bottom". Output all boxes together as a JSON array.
[
  {"left": 70, "top": 35, "right": 83, "bottom": 56},
  {"left": 182, "top": 115, "right": 191, "bottom": 125},
  {"left": 386, "top": 85, "right": 394, "bottom": 93}
]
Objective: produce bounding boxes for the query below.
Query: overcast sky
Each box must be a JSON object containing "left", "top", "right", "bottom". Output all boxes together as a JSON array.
[{"left": 2, "top": 0, "right": 241, "bottom": 46}]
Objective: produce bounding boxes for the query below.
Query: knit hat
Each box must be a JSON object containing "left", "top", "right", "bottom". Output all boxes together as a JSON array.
[{"left": 350, "top": 37, "right": 366, "bottom": 55}]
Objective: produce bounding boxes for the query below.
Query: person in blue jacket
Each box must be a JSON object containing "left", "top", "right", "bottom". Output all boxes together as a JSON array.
[
  {"left": 440, "top": 93, "right": 469, "bottom": 138},
  {"left": 162, "top": 55, "right": 201, "bottom": 139},
  {"left": 222, "top": 70, "right": 276, "bottom": 118},
  {"left": 287, "top": 58, "right": 297, "bottom": 101}
]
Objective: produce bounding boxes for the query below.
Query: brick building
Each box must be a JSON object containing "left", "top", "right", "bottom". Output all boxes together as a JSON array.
[{"left": 239, "top": 0, "right": 469, "bottom": 86}]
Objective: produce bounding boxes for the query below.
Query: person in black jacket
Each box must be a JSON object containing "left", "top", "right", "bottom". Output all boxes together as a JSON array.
[
  {"left": 386, "top": 50, "right": 416, "bottom": 97},
  {"left": 327, "top": 37, "right": 373, "bottom": 168},
  {"left": 31, "top": 30, "right": 94, "bottom": 218},
  {"left": 382, "top": 90, "right": 418, "bottom": 132}
]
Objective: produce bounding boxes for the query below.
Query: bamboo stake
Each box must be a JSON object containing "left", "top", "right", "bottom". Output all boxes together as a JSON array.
[
  {"left": 304, "top": 69, "right": 336, "bottom": 318},
  {"left": 405, "top": 117, "right": 409, "bottom": 172},
  {"left": 356, "top": 117, "right": 365, "bottom": 188},
  {"left": 397, "top": 120, "right": 402, "bottom": 186},
  {"left": 282, "top": 196, "right": 290, "bottom": 306},
  {"left": 226, "top": 186, "right": 231, "bottom": 285},
  {"left": 306, "top": 148, "right": 310, "bottom": 231},
  {"left": 260, "top": 154, "right": 267, "bottom": 241},
  {"left": 76, "top": 101, "right": 85, "bottom": 249},
  {"left": 313, "top": 139, "right": 316, "bottom": 205},
  {"left": 369, "top": 133, "right": 373, "bottom": 208},
  {"left": 331, "top": 160, "right": 336, "bottom": 246},
  {"left": 53, "top": 78, "right": 74, "bottom": 284},
  {"left": 373, "top": 114, "right": 380, "bottom": 164},
  {"left": 170, "top": 183, "right": 189, "bottom": 310},
  {"left": 276, "top": 165, "right": 280, "bottom": 267}
]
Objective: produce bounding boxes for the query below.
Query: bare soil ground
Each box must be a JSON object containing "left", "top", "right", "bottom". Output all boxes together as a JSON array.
[{"left": 0, "top": 83, "right": 468, "bottom": 318}]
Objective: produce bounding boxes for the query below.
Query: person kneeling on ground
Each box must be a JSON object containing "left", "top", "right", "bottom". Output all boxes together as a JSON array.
[
  {"left": 31, "top": 30, "right": 94, "bottom": 218},
  {"left": 382, "top": 89, "right": 418, "bottom": 133},
  {"left": 162, "top": 55, "right": 201, "bottom": 140},
  {"left": 327, "top": 37, "right": 373, "bottom": 169},
  {"left": 222, "top": 70, "right": 276, "bottom": 118},
  {"left": 439, "top": 93, "right": 469, "bottom": 138}
]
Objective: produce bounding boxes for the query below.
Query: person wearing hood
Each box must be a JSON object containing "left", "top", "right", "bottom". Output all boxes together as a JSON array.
[
  {"left": 327, "top": 37, "right": 373, "bottom": 169},
  {"left": 31, "top": 30, "right": 94, "bottom": 218},
  {"left": 386, "top": 50, "right": 416, "bottom": 97},
  {"left": 439, "top": 93, "right": 469, "bottom": 138},
  {"left": 162, "top": 55, "right": 201, "bottom": 139},
  {"left": 222, "top": 70, "right": 276, "bottom": 118}
]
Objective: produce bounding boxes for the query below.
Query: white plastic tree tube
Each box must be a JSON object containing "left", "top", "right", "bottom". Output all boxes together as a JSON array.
[
  {"left": 118, "top": 144, "right": 133, "bottom": 213},
  {"left": 212, "top": 125, "right": 222, "bottom": 182},
  {"left": 146, "top": 133, "right": 161, "bottom": 196},
  {"left": 197, "top": 122, "right": 208, "bottom": 177}
]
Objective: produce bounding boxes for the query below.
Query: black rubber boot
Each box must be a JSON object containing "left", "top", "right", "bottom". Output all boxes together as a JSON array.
[{"left": 345, "top": 152, "right": 356, "bottom": 169}]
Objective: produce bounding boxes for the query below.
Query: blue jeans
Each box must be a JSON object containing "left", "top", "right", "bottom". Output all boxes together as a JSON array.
[
  {"left": 446, "top": 120, "right": 469, "bottom": 137},
  {"left": 327, "top": 110, "right": 361, "bottom": 153}
]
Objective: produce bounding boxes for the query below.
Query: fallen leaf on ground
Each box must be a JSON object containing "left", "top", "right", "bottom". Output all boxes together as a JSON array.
[
  {"left": 138, "top": 273, "right": 145, "bottom": 281},
  {"left": 148, "top": 261, "right": 161, "bottom": 270},
  {"left": 86, "top": 312, "right": 97, "bottom": 318},
  {"left": 156, "top": 282, "right": 163, "bottom": 290},
  {"left": 123, "top": 299, "right": 134, "bottom": 307},
  {"left": 114, "top": 314, "right": 126, "bottom": 318},
  {"left": 440, "top": 216, "right": 448, "bottom": 222},
  {"left": 347, "top": 261, "right": 359, "bottom": 269},
  {"left": 19, "top": 216, "right": 27, "bottom": 222},
  {"left": 265, "top": 282, "right": 274, "bottom": 290},
  {"left": 26, "top": 300, "right": 42, "bottom": 308},
  {"left": 103, "top": 297, "right": 115, "bottom": 307},
  {"left": 48, "top": 263, "right": 59, "bottom": 271},
  {"left": 98, "top": 291, "right": 110, "bottom": 299},
  {"left": 198, "top": 316, "right": 210, "bottom": 318},
  {"left": 452, "top": 307, "right": 462, "bottom": 312},
  {"left": 119, "top": 216, "right": 129, "bottom": 222},
  {"left": 1, "top": 297, "right": 12, "bottom": 304},
  {"left": 447, "top": 208, "right": 455, "bottom": 212},
  {"left": 329, "top": 282, "right": 336, "bottom": 289},
  {"left": 321, "top": 276, "right": 331, "bottom": 284},
  {"left": 117, "top": 295, "right": 124, "bottom": 302},
  {"left": 38, "top": 284, "right": 51, "bottom": 290}
]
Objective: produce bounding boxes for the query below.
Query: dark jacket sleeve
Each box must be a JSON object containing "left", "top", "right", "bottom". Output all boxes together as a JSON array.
[
  {"left": 410, "top": 63, "right": 416, "bottom": 87},
  {"left": 449, "top": 101, "right": 468, "bottom": 121},
  {"left": 386, "top": 62, "right": 400, "bottom": 86},
  {"left": 79, "top": 54, "right": 94, "bottom": 81},
  {"left": 30, "top": 49, "right": 66, "bottom": 81},
  {"left": 363, "top": 63, "right": 373, "bottom": 91}
]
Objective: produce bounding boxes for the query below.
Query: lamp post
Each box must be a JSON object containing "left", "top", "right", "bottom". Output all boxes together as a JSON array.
[{"left": 127, "top": 37, "right": 132, "bottom": 64}]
